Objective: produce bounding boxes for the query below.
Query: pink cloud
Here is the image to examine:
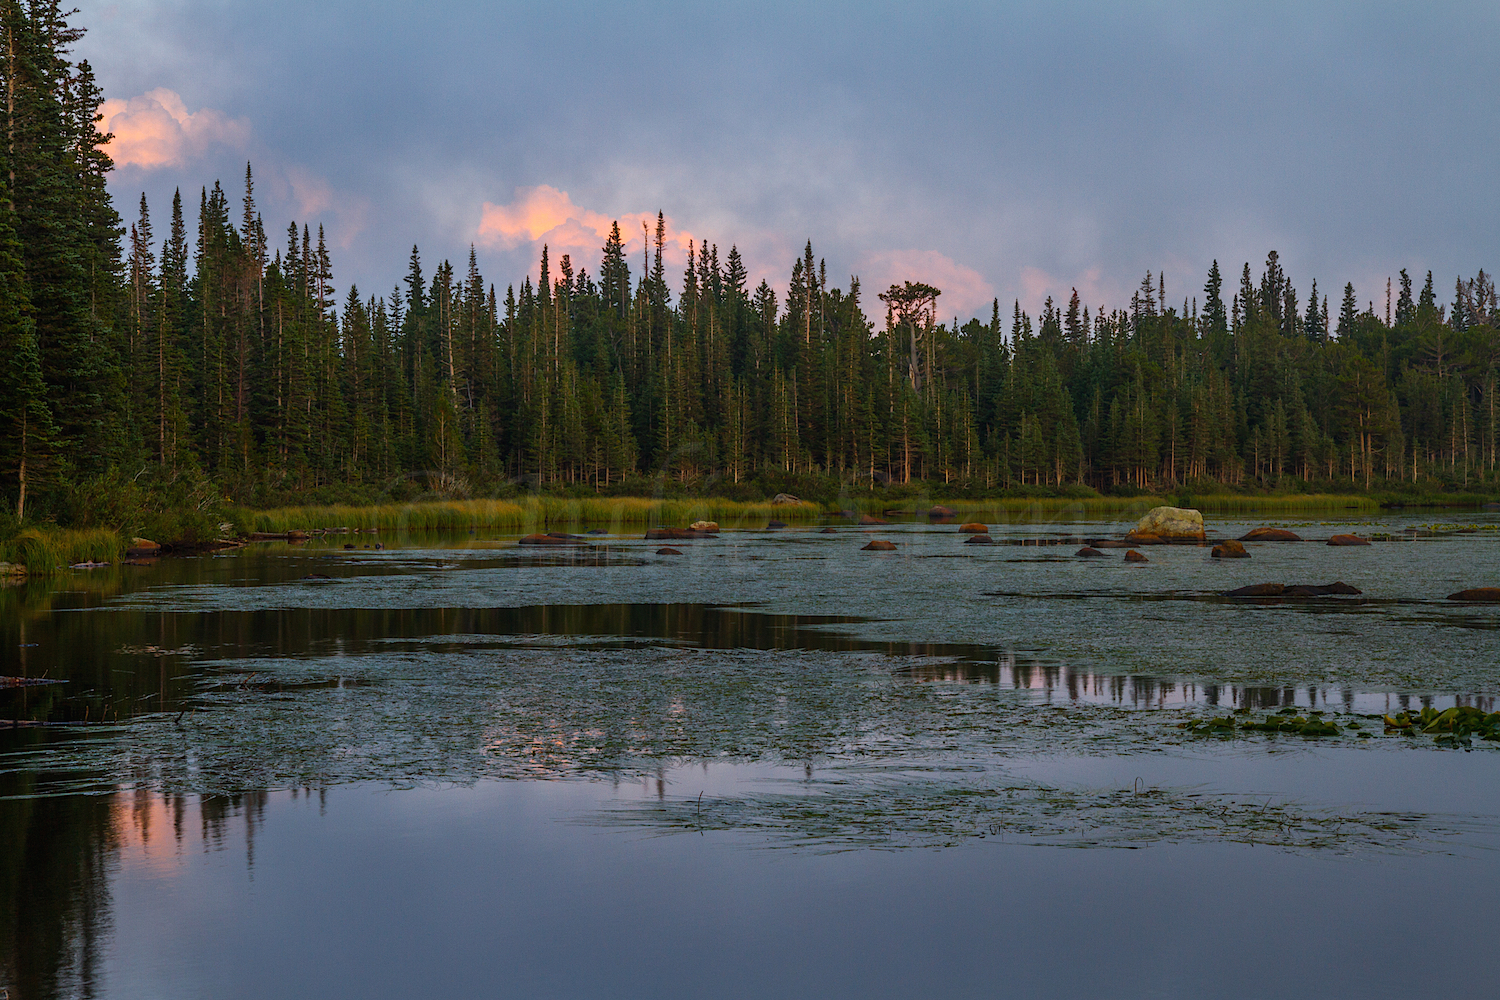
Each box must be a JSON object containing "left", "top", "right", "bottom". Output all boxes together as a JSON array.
[
  {"left": 476, "top": 185, "right": 694, "bottom": 277},
  {"left": 858, "top": 249, "right": 996, "bottom": 320},
  {"left": 98, "top": 88, "right": 248, "bottom": 169}
]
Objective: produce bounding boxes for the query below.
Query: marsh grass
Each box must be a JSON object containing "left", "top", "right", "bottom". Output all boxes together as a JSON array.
[
  {"left": 238, "top": 496, "right": 826, "bottom": 535},
  {"left": 0, "top": 527, "right": 125, "bottom": 574}
]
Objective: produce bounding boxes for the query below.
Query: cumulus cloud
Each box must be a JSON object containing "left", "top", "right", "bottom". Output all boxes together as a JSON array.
[
  {"left": 858, "top": 249, "right": 995, "bottom": 320},
  {"left": 98, "top": 88, "right": 249, "bottom": 169},
  {"left": 477, "top": 185, "right": 695, "bottom": 275}
]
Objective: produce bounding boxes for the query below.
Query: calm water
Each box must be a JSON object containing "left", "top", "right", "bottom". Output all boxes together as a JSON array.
[{"left": 3, "top": 508, "right": 1499, "bottom": 998}]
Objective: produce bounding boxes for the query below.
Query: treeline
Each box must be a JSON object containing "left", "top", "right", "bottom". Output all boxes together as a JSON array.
[{"left": 2, "top": 6, "right": 1500, "bottom": 530}]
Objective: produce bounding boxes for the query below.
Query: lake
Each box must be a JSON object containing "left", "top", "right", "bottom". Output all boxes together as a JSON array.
[{"left": 3, "top": 506, "right": 1498, "bottom": 999}]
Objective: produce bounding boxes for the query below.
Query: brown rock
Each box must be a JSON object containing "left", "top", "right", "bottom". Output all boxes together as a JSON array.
[
  {"left": 862, "top": 539, "right": 897, "bottom": 551},
  {"left": 820, "top": 527, "right": 838, "bottom": 534},
  {"left": 656, "top": 547, "right": 684, "bottom": 556},
  {"left": 645, "top": 527, "right": 716, "bottom": 540},
  {"left": 1121, "top": 531, "right": 1166, "bottom": 545},
  {"left": 1283, "top": 582, "right": 1363, "bottom": 596},
  {"left": 520, "top": 533, "right": 582, "bottom": 546},
  {"left": 0, "top": 561, "right": 26, "bottom": 577},
  {"left": 1448, "top": 587, "right": 1500, "bottom": 602},
  {"left": 1327, "top": 534, "right": 1371, "bottom": 546},
  {"left": 1124, "top": 549, "right": 1149, "bottom": 563},
  {"left": 1238, "top": 527, "right": 1303, "bottom": 542},
  {"left": 1074, "top": 547, "right": 1106, "bottom": 557},
  {"left": 959, "top": 522, "right": 988, "bottom": 533},
  {"left": 927, "top": 505, "right": 957, "bottom": 518},
  {"left": 1222, "top": 583, "right": 1286, "bottom": 597},
  {"left": 859, "top": 514, "right": 887, "bottom": 525},
  {"left": 963, "top": 534, "right": 994, "bottom": 544},
  {"left": 130, "top": 537, "right": 162, "bottom": 551},
  {"left": 689, "top": 520, "right": 719, "bottom": 532},
  {"left": 1211, "top": 540, "right": 1250, "bottom": 558}
]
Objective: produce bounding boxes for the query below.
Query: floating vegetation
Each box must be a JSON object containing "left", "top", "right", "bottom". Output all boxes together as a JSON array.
[
  {"left": 594, "top": 771, "right": 1483, "bottom": 854},
  {"left": 1180, "top": 710, "right": 1343, "bottom": 737},
  {"left": 1175, "top": 705, "right": 1500, "bottom": 747},
  {"left": 1383, "top": 705, "right": 1500, "bottom": 744}
]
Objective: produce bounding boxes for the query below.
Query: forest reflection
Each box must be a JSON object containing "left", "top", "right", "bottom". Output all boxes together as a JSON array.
[{"left": 0, "top": 771, "right": 274, "bottom": 1000}]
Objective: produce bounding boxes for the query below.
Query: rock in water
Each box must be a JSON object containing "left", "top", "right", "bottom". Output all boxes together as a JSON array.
[
  {"left": 1238, "top": 527, "right": 1303, "bottom": 542},
  {"left": 1211, "top": 540, "right": 1250, "bottom": 558},
  {"left": 1124, "top": 549, "right": 1149, "bottom": 563},
  {"left": 1128, "top": 506, "right": 1205, "bottom": 543},
  {"left": 1327, "top": 534, "right": 1371, "bottom": 546},
  {"left": 862, "top": 540, "right": 897, "bottom": 551},
  {"left": 963, "top": 534, "right": 993, "bottom": 544},
  {"left": 767, "top": 520, "right": 788, "bottom": 529},
  {"left": 0, "top": 562, "right": 26, "bottom": 577},
  {"left": 1448, "top": 587, "right": 1500, "bottom": 601},
  {"left": 656, "top": 547, "right": 684, "bottom": 556},
  {"left": 959, "top": 522, "right": 988, "bottom": 533},
  {"left": 1074, "top": 547, "right": 1107, "bottom": 558},
  {"left": 859, "top": 514, "right": 887, "bottom": 525},
  {"left": 520, "top": 533, "right": 582, "bottom": 546},
  {"left": 927, "top": 505, "right": 956, "bottom": 518},
  {"left": 1222, "top": 583, "right": 1286, "bottom": 597},
  {"left": 690, "top": 520, "right": 719, "bottom": 532}
]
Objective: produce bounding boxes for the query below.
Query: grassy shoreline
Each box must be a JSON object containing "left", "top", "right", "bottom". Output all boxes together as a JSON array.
[
  {"left": 235, "top": 491, "right": 1449, "bottom": 535},
  {"left": 1, "top": 490, "right": 1494, "bottom": 575}
]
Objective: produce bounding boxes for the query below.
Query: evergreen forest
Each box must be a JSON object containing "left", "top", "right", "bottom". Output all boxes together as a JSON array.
[{"left": 2, "top": 3, "right": 1499, "bottom": 539}]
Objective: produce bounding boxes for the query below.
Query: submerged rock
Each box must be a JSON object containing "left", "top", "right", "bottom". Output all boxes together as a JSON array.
[
  {"left": 1124, "top": 549, "right": 1149, "bottom": 563},
  {"left": 1222, "top": 583, "right": 1285, "bottom": 597},
  {"left": 1074, "top": 546, "right": 1106, "bottom": 558},
  {"left": 520, "top": 533, "right": 584, "bottom": 546},
  {"left": 859, "top": 514, "right": 887, "bottom": 525},
  {"left": 1238, "top": 527, "right": 1302, "bottom": 542},
  {"left": 963, "top": 534, "right": 994, "bottom": 544},
  {"left": 1211, "top": 540, "right": 1250, "bottom": 559},
  {"left": 767, "top": 520, "right": 788, "bottom": 529},
  {"left": 819, "top": 527, "right": 838, "bottom": 534},
  {"left": 656, "top": 547, "right": 684, "bottom": 556},
  {"left": 1221, "top": 581, "right": 1362, "bottom": 597},
  {"left": 1127, "top": 506, "right": 1205, "bottom": 544},
  {"left": 927, "top": 505, "right": 956, "bottom": 519},
  {"left": 959, "top": 522, "right": 988, "bottom": 533},
  {"left": 645, "top": 527, "right": 716, "bottom": 540},
  {"left": 862, "top": 539, "right": 897, "bottom": 551},
  {"left": 1327, "top": 534, "right": 1371, "bottom": 546},
  {"left": 1448, "top": 587, "right": 1500, "bottom": 601}
]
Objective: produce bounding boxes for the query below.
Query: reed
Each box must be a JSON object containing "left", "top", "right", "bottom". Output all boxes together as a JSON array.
[
  {"left": 0, "top": 527, "right": 126, "bottom": 574},
  {"left": 239, "top": 496, "right": 826, "bottom": 534}
]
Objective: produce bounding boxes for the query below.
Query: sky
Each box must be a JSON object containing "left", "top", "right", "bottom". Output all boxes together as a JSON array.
[{"left": 80, "top": 0, "right": 1500, "bottom": 324}]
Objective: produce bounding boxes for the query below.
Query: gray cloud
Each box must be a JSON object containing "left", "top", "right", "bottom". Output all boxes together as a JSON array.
[{"left": 81, "top": 0, "right": 1500, "bottom": 317}]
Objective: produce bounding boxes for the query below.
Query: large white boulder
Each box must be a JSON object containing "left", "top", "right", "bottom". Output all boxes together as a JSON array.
[{"left": 1128, "top": 506, "right": 1205, "bottom": 542}]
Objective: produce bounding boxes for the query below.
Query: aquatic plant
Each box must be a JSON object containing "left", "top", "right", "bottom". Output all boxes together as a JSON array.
[
  {"left": 236, "top": 496, "right": 825, "bottom": 534},
  {"left": 0, "top": 527, "right": 125, "bottom": 574}
]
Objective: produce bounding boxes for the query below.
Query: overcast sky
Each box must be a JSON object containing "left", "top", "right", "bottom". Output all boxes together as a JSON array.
[{"left": 81, "top": 0, "right": 1499, "bottom": 322}]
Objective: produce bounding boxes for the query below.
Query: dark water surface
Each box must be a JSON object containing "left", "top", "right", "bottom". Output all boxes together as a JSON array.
[{"left": 3, "top": 510, "right": 1499, "bottom": 998}]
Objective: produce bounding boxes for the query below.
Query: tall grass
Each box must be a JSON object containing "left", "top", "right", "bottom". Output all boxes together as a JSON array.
[
  {"left": 0, "top": 527, "right": 126, "bottom": 574},
  {"left": 238, "top": 493, "right": 1400, "bottom": 536},
  {"left": 239, "top": 496, "right": 826, "bottom": 534}
]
